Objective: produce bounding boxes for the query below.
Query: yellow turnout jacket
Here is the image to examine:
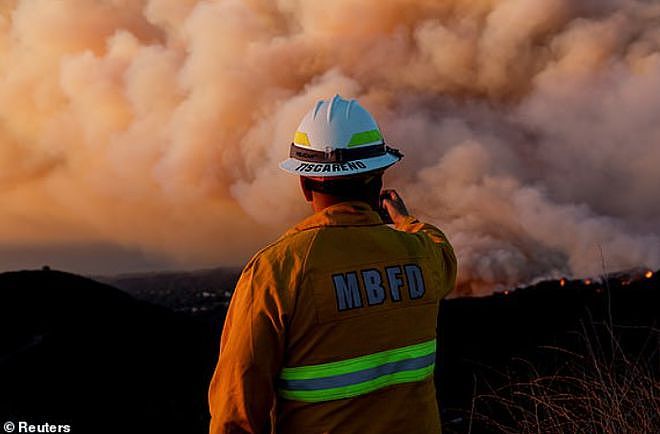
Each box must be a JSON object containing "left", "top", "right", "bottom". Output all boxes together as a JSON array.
[{"left": 209, "top": 201, "right": 457, "bottom": 433}]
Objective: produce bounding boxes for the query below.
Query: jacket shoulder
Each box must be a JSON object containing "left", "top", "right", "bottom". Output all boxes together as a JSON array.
[
  {"left": 243, "top": 227, "right": 320, "bottom": 275},
  {"left": 264, "top": 227, "right": 319, "bottom": 258}
]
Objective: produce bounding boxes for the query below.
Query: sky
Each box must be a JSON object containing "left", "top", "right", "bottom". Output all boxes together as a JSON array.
[{"left": 1, "top": 0, "right": 659, "bottom": 294}]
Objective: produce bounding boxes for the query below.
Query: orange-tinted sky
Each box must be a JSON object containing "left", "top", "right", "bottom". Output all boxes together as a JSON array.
[{"left": 1, "top": 0, "right": 659, "bottom": 294}]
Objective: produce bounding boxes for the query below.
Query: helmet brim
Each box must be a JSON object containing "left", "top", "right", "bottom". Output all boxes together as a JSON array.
[{"left": 279, "top": 151, "right": 401, "bottom": 177}]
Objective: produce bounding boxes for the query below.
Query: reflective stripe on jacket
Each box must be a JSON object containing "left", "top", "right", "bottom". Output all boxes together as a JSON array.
[{"left": 209, "top": 201, "right": 457, "bottom": 434}]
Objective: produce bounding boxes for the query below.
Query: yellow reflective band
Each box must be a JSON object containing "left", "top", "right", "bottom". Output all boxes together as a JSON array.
[
  {"left": 347, "top": 129, "right": 383, "bottom": 147},
  {"left": 294, "top": 131, "right": 311, "bottom": 146},
  {"left": 281, "top": 339, "right": 435, "bottom": 380},
  {"left": 279, "top": 364, "right": 435, "bottom": 403},
  {"left": 278, "top": 339, "right": 436, "bottom": 402}
]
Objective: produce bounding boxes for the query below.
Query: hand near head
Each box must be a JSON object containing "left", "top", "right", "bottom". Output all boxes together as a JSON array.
[{"left": 381, "top": 190, "right": 410, "bottom": 226}]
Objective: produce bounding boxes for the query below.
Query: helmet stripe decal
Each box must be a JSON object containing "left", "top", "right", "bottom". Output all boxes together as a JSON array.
[
  {"left": 347, "top": 129, "right": 383, "bottom": 147},
  {"left": 293, "top": 131, "right": 311, "bottom": 146}
]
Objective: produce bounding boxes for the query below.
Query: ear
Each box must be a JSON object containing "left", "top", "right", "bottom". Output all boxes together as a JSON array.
[{"left": 300, "top": 177, "right": 313, "bottom": 202}]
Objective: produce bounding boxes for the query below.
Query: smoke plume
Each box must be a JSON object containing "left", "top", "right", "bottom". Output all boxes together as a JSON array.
[{"left": 1, "top": 0, "right": 659, "bottom": 294}]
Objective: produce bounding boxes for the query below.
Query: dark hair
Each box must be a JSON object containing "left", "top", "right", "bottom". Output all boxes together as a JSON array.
[{"left": 302, "top": 173, "right": 383, "bottom": 200}]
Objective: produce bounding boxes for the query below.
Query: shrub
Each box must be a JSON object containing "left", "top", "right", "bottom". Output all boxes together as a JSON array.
[{"left": 468, "top": 324, "right": 660, "bottom": 434}]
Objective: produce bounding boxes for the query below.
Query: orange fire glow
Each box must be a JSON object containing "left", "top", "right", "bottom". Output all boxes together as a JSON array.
[
  {"left": 645, "top": 270, "right": 653, "bottom": 279},
  {"left": 559, "top": 278, "right": 566, "bottom": 287}
]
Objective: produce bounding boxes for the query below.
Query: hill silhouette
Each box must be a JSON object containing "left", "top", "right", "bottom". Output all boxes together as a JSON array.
[
  {"left": 1, "top": 268, "right": 657, "bottom": 433},
  {"left": 0, "top": 269, "right": 217, "bottom": 434}
]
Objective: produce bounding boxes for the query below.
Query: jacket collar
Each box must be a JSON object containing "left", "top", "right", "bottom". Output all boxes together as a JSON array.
[{"left": 285, "top": 201, "right": 383, "bottom": 235}]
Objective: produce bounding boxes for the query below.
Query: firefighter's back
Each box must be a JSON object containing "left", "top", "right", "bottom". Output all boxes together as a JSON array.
[{"left": 276, "top": 210, "right": 454, "bottom": 434}]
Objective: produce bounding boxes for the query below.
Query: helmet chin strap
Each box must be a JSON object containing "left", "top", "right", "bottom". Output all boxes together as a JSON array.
[{"left": 289, "top": 142, "right": 393, "bottom": 163}]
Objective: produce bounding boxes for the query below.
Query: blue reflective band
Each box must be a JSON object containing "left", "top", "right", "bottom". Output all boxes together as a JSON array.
[
  {"left": 278, "top": 339, "right": 437, "bottom": 402},
  {"left": 279, "top": 353, "right": 435, "bottom": 391}
]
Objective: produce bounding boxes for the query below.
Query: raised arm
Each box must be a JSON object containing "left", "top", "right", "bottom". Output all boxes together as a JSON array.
[{"left": 382, "top": 190, "right": 458, "bottom": 296}]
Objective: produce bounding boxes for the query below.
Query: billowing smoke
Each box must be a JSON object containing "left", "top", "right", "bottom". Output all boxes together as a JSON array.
[{"left": 1, "top": 0, "right": 659, "bottom": 294}]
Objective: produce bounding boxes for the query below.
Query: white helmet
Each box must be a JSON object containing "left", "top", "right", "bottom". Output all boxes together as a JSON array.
[{"left": 279, "top": 95, "right": 403, "bottom": 177}]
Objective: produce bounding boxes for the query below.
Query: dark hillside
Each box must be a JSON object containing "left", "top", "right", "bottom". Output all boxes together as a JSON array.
[
  {"left": 0, "top": 270, "right": 217, "bottom": 434},
  {"left": 1, "top": 268, "right": 657, "bottom": 433},
  {"left": 436, "top": 274, "right": 660, "bottom": 431}
]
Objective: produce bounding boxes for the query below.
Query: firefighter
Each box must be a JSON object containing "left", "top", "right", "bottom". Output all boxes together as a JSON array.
[{"left": 209, "top": 95, "right": 457, "bottom": 434}]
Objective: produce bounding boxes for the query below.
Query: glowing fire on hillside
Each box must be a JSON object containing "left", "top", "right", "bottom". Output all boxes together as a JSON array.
[{"left": 492, "top": 268, "right": 657, "bottom": 299}]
